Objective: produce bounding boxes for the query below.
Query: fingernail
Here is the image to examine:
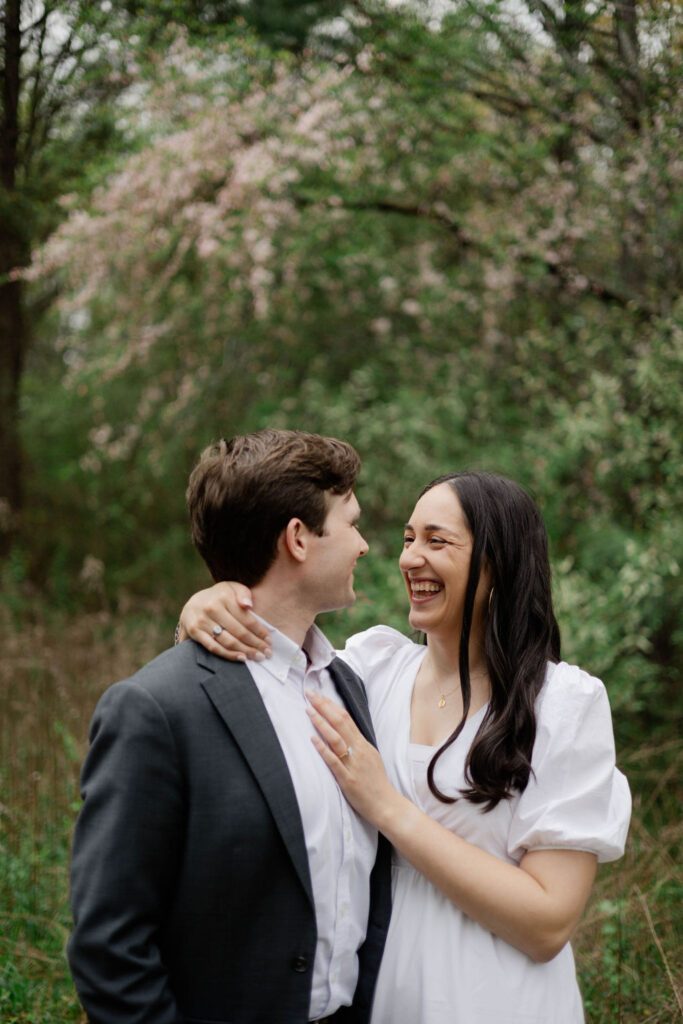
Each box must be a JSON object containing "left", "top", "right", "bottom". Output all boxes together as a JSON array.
[
  {"left": 253, "top": 652, "right": 265, "bottom": 662},
  {"left": 241, "top": 598, "right": 253, "bottom": 608},
  {"left": 264, "top": 648, "right": 272, "bottom": 659},
  {"left": 236, "top": 653, "right": 247, "bottom": 662}
]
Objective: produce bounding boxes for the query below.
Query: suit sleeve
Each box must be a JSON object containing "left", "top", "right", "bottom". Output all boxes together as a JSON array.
[{"left": 68, "top": 680, "right": 186, "bottom": 1024}]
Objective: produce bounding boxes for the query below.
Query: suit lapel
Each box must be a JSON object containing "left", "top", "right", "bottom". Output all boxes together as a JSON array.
[
  {"left": 198, "top": 651, "right": 314, "bottom": 910},
  {"left": 328, "top": 657, "right": 378, "bottom": 747}
]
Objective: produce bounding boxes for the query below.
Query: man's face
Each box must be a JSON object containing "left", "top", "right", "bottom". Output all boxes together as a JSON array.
[{"left": 305, "top": 491, "right": 369, "bottom": 613}]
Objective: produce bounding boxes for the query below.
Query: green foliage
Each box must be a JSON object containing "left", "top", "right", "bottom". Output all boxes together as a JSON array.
[
  {"left": 123, "top": 0, "right": 347, "bottom": 50},
  {"left": 0, "top": 829, "right": 79, "bottom": 1023},
  {"left": 18, "top": 5, "right": 683, "bottom": 738}
]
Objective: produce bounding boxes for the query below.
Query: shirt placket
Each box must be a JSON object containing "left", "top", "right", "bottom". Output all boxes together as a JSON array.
[{"left": 327, "top": 790, "right": 355, "bottom": 1004}]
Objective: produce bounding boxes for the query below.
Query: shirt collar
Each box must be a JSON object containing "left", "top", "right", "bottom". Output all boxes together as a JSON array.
[{"left": 253, "top": 615, "right": 336, "bottom": 683}]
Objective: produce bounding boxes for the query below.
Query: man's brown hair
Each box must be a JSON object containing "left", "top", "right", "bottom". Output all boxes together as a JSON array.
[{"left": 186, "top": 429, "right": 361, "bottom": 586}]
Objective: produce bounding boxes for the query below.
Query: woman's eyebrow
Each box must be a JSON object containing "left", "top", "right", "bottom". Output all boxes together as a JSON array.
[{"left": 404, "top": 522, "right": 454, "bottom": 533}]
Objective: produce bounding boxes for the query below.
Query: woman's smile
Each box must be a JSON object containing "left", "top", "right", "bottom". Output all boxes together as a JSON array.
[{"left": 407, "top": 578, "right": 444, "bottom": 602}]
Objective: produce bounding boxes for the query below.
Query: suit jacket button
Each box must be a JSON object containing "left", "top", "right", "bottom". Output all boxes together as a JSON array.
[{"left": 293, "top": 955, "right": 309, "bottom": 972}]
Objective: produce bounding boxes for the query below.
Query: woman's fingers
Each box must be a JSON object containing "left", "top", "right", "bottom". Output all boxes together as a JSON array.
[
  {"left": 180, "top": 582, "right": 272, "bottom": 661},
  {"left": 211, "top": 609, "right": 272, "bottom": 658},
  {"left": 305, "top": 708, "right": 349, "bottom": 760},
  {"left": 305, "top": 691, "right": 361, "bottom": 759},
  {"left": 306, "top": 691, "right": 355, "bottom": 735},
  {"left": 306, "top": 691, "right": 396, "bottom": 828},
  {"left": 200, "top": 610, "right": 272, "bottom": 661},
  {"left": 311, "top": 733, "right": 350, "bottom": 778}
]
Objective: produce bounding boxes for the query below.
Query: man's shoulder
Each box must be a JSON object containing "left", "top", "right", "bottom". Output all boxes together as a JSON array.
[{"left": 106, "top": 640, "right": 235, "bottom": 709}]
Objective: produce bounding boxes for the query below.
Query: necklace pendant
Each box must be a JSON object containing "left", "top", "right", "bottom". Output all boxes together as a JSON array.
[{"left": 438, "top": 696, "right": 446, "bottom": 709}]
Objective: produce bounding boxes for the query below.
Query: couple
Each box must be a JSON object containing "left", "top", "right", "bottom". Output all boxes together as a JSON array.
[{"left": 68, "top": 429, "right": 631, "bottom": 1024}]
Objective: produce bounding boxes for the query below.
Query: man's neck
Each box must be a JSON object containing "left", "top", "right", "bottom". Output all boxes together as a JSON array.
[{"left": 250, "top": 586, "right": 315, "bottom": 650}]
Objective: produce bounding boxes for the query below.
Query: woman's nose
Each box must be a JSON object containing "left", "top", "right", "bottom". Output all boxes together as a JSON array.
[{"left": 399, "top": 543, "right": 425, "bottom": 571}]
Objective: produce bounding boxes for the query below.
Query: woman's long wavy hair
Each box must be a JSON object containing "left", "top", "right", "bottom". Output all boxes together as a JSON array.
[{"left": 422, "top": 472, "right": 561, "bottom": 810}]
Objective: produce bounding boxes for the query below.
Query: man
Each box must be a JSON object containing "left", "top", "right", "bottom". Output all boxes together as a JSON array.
[{"left": 68, "top": 429, "right": 392, "bottom": 1024}]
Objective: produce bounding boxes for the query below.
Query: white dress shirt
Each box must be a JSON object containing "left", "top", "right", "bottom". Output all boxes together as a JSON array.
[{"left": 246, "top": 619, "right": 378, "bottom": 1020}]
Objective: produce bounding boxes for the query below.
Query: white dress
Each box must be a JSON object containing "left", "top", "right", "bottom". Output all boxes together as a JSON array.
[{"left": 339, "top": 627, "right": 632, "bottom": 1024}]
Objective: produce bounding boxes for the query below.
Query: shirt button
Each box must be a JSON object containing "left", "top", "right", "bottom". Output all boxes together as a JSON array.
[{"left": 292, "top": 955, "right": 309, "bottom": 973}]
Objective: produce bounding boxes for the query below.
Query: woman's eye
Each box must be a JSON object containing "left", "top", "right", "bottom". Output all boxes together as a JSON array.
[
  {"left": 403, "top": 535, "right": 413, "bottom": 546},
  {"left": 429, "top": 538, "right": 445, "bottom": 545}
]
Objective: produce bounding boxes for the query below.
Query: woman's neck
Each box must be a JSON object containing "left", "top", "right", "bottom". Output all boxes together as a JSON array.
[{"left": 424, "top": 627, "right": 487, "bottom": 681}]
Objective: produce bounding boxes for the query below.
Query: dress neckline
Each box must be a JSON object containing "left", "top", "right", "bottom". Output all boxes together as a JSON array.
[{"left": 408, "top": 700, "right": 490, "bottom": 752}]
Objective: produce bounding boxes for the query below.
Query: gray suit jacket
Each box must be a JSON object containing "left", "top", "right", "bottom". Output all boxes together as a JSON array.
[{"left": 68, "top": 640, "right": 391, "bottom": 1024}]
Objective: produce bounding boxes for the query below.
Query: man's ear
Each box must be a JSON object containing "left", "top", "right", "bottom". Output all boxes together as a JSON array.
[{"left": 281, "top": 518, "right": 309, "bottom": 563}]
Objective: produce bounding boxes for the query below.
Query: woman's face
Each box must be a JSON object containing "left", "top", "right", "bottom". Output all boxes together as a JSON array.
[{"left": 399, "top": 482, "right": 490, "bottom": 640}]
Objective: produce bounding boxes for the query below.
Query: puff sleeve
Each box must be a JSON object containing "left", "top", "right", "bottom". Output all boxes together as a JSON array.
[
  {"left": 507, "top": 662, "right": 631, "bottom": 864},
  {"left": 337, "top": 625, "right": 413, "bottom": 687}
]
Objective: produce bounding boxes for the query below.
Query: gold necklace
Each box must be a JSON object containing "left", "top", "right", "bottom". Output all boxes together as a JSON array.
[{"left": 433, "top": 671, "right": 488, "bottom": 709}]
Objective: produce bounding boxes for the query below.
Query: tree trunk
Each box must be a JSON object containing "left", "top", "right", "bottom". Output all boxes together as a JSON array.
[
  {"left": 615, "top": 0, "right": 642, "bottom": 130},
  {"left": 0, "top": 0, "right": 26, "bottom": 556}
]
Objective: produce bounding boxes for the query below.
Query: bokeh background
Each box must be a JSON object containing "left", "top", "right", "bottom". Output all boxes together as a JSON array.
[{"left": 1, "top": 1, "right": 681, "bottom": 1020}]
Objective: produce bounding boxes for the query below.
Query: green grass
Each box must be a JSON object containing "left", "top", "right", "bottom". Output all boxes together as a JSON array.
[{"left": 1, "top": 606, "right": 680, "bottom": 1022}]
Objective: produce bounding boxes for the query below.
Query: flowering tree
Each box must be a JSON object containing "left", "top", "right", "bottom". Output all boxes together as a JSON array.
[
  {"left": 0, "top": 0, "right": 340, "bottom": 557},
  {"left": 24, "top": 5, "right": 682, "bottom": 730}
]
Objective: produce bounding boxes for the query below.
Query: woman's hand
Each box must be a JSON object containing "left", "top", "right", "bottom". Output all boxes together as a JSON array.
[
  {"left": 305, "top": 691, "right": 407, "bottom": 830},
  {"left": 177, "top": 582, "right": 272, "bottom": 661}
]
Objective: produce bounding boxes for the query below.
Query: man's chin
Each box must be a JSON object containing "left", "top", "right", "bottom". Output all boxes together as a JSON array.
[{"left": 319, "top": 590, "right": 356, "bottom": 615}]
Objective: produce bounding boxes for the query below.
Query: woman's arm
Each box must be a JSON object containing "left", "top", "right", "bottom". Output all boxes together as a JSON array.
[
  {"left": 306, "top": 691, "right": 597, "bottom": 963},
  {"left": 176, "top": 582, "right": 272, "bottom": 660}
]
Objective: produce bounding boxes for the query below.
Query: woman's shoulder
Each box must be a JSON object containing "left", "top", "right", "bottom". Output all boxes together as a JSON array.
[
  {"left": 337, "top": 625, "right": 421, "bottom": 680},
  {"left": 342, "top": 622, "right": 417, "bottom": 655},
  {"left": 537, "top": 660, "right": 608, "bottom": 716},
  {"left": 510, "top": 660, "right": 631, "bottom": 863},
  {"left": 533, "top": 660, "right": 618, "bottom": 756}
]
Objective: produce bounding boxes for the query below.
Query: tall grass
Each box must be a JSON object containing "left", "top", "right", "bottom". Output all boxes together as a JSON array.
[
  {"left": 1, "top": 606, "right": 681, "bottom": 1023},
  {"left": 0, "top": 605, "right": 169, "bottom": 1024}
]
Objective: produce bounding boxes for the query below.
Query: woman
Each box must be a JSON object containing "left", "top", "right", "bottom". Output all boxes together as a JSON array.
[{"left": 178, "top": 472, "right": 631, "bottom": 1023}]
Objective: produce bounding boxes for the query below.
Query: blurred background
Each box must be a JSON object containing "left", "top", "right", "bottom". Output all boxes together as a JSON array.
[{"left": 1, "top": 1, "right": 680, "bottom": 1020}]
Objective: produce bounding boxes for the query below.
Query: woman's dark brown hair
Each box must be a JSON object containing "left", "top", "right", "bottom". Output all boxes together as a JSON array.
[{"left": 422, "top": 472, "right": 562, "bottom": 811}]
